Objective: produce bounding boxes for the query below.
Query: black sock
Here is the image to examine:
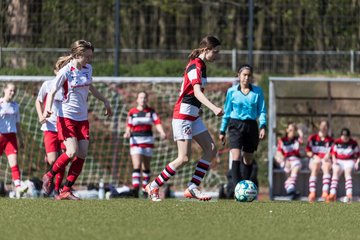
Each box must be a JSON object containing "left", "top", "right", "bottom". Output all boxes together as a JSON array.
[
  {"left": 231, "top": 160, "right": 242, "bottom": 186},
  {"left": 242, "top": 161, "right": 253, "bottom": 180},
  {"left": 249, "top": 160, "right": 258, "bottom": 187}
]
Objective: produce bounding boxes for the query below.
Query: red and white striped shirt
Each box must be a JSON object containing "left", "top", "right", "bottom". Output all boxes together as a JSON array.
[
  {"left": 277, "top": 136, "right": 302, "bottom": 159},
  {"left": 173, "top": 58, "right": 207, "bottom": 121},
  {"left": 127, "top": 107, "right": 161, "bottom": 148},
  {"left": 0, "top": 98, "right": 19, "bottom": 134},
  {"left": 331, "top": 138, "right": 359, "bottom": 160},
  {"left": 51, "top": 62, "right": 92, "bottom": 121},
  {"left": 306, "top": 134, "right": 333, "bottom": 158}
]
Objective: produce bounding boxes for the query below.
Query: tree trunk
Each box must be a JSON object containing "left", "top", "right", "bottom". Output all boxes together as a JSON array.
[
  {"left": 254, "top": 3, "right": 265, "bottom": 70},
  {"left": 6, "top": 0, "right": 32, "bottom": 67}
]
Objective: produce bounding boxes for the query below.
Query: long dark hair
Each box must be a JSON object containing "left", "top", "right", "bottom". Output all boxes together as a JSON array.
[{"left": 188, "top": 35, "right": 221, "bottom": 60}]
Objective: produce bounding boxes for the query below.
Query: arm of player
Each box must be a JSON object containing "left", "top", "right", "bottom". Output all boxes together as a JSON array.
[
  {"left": 193, "top": 84, "right": 223, "bottom": 116},
  {"left": 43, "top": 89, "right": 55, "bottom": 118},
  {"left": 275, "top": 150, "right": 285, "bottom": 169},
  {"left": 355, "top": 158, "right": 360, "bottom": 171},
  {"left": 35, "top": 99, "right": 46, "bottom": 124},
  {"left": 257, "top": 88, "right": 266, "bottom": 140},
  {"left": 219, "top": 88, "right": 233, "bottom": 145},
  {"left": 155, "top": 124, "right": 167, "bottom": 140},
  {"left": 89, "top": 84, "right": 113, "bottom": 117},
  {"left": 123, "top": 126, "right": 131, "bottom": 138}
]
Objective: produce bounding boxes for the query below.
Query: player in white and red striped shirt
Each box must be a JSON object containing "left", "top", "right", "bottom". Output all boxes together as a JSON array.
[
  {"left": 327, "top": 128, "right": 360, "bottom": 203},
  {"left": 41, "top": 40, "right": 112, "bottom": 200},
  {"left": 0, "top": 83, "right": 27, "bottom": 198},
  {"left": 305, "top": 120, "right": 333, "bottom": 202},
  {"left": 35, "top": 79, "right": 65, "bottom": 196},
  {"left": 145, "top": 36, "right": 224, "bottom": 201},
  {"left": 275, "top": 122, "right": 303, "bottom": 199},
  {"left": 123, "top": 91, "right": 166, "bottom": 197}
]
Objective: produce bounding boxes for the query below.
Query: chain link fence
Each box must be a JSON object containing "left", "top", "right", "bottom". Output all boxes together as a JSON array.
[{"left": 1, "top": 1, "right": 359, "bottom": 74}]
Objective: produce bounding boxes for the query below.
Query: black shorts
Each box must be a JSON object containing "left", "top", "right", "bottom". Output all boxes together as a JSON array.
[{"left": 228, "top": 119, "right": 259, "bottom": 153}]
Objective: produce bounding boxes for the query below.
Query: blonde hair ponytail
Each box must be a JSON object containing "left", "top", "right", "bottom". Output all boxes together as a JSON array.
[
  {"left": 54, "top": 55, "right": 73, "bottom": 73},
  {"left": 53, "top": 40, "right": 94, "bottom": 73}
]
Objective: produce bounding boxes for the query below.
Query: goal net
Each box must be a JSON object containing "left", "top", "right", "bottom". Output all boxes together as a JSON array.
[
  {"left": 0, "top": 76, "right": 235, "bottom": 191},
  {"left": 268, "top": 76, "right": 360, "bottom": 199}
]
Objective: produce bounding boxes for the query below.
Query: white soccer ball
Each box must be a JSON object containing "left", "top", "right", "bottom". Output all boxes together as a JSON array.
[{"left": 234, "top": 180, "right": 258, "bottom": 202}]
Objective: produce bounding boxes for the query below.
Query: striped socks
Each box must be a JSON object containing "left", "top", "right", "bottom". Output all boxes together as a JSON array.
[
  {"left": 151, "top": 163, "right": 176, "bottom": 188},
  {"left": 285, "top": 174, "right": 297, "bottom": 194},
  {"left": 309, "top": 176, "right": 316, "bottom": 193},
  {"left": 188, "top": 159, "right": 210, "bottom": 190}
]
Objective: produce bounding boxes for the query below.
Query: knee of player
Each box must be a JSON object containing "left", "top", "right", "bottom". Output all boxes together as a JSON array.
[
  {"left": 76, "top": 153, "right": 88, "bottom": 159},
  {"left": 66, "top": 149, "right": 77, "bottom": 158},
  {"left": 293, "top": 165, "right": 302, "bottom": 173}
]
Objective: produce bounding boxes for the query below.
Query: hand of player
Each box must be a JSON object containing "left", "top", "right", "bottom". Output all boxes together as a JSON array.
[
  {"left": 355, "top": 159, "right": 360, "bottom": 171},
  {"left": 213, "top": 107, "right": 224, "bottom": 116},
  {"left": 279, "top": 161, "right": 285, "bottom": 169},
  {"left": 259, "top": 128, "right": 266, "bottom": 140},
  {"left": 219, "top": 134, "right": 226, "bottom": 145},
  {"left": 313, "top": 154, "right": 321, "bottom": 162},
  {"left": 104, "top": 101, "right": 113, "bottom": 117},
  {"left": 38, "top": 116, "right": 46, "bottom": 124},
  {"left": 123, "top": 132, "right": 131, "bottom": 138},
  {"left": 42, "top": 110, "right": 53, "bottom": 118},
  {"left": 160, "top": 132, "right": 167, "bottom": 140}
]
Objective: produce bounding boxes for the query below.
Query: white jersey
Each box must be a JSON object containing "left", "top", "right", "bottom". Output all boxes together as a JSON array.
[
  {"left": 52, "top": 61, "right": 93, "bottom": 121},
  {"left": 0, "top": 98, "right": 20, "bottom": 133},
  {"left": 37, "top": 80, "right": 63, "bottom": 132}
]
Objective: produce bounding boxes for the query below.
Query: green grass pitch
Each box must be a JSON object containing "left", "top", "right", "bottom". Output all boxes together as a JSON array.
[{"left": 0, "top": 198, "right": 359, "bottom": 240}]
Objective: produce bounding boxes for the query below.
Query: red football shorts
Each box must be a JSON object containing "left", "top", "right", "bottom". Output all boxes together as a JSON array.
[
  {"left": 43, "top": 131, "right": 61, "bottom": 153},
  {"left": 0, "top": 133, "right": 18, "bottom": 156},
  {"left": 57, "top": 117, "right": 90, "bottom": 141}
]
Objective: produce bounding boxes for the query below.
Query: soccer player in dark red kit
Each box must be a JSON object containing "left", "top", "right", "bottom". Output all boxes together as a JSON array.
[
  {"left": 306, "top": 120, "right": 333, "bottom": 202},
  {"left": 145, "top": 35, "right": 224, "bottom": 201},
  {"left": 275, "top": 122, "right": 303, "bottom": 200},
  {"left": 41, "top": 40, "right": 112, "bottom": 200},
  {"left": 327, "top": 128, "right": 359, "bottom": 203},
  {"left": 124, "top": 91, "right": 166, "bottom": 197}
]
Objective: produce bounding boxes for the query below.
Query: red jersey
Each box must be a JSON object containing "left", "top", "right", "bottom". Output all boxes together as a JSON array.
[
  {"left": 127, "top": 107, "right": 161, "bottom": 148},
  {"left": 306, "top": 134, "right": 333, "bottom": 158},
  {"left": 277, "top": 136, "right": 302, "bottom": 159},
  {"left": 331, "top": 138, "right": 359, "bottom": 160},
  {"left": 173, "top": 58, "right": 207, "bottom": 121}
]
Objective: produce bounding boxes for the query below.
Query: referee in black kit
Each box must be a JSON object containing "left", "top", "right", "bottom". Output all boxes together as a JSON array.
[{"left": 219, "top": 64, "right": 266, "bottom": 198}]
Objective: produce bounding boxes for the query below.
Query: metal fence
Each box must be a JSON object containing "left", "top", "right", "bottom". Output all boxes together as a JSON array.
[{"left": 1, "top": 47, "right": 359, "bottom": 75}]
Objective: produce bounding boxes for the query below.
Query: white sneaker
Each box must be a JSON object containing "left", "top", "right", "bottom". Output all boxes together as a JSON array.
[
  {"left": 145, "top": 184, "right": 161, "bottom": 202},
  {"left": 15, "top": 186, "right": 28, "bottom": 199},
  {"left": 184, "top": 188, "right": 212, "bottom": 201}
]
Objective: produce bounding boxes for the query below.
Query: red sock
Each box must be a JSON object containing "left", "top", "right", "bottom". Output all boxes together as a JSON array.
[
  {"left": 62, "top": 157, "right": 85, "bottom": 192},
  {"left": 11, "top": 165, "right": 21, "bottom": 186},
  {"left": 47, "top": 152, "right": 71, "bottom": 177},
  {"left": 54, "top": 167, "right": 65, "bottom": 192}
]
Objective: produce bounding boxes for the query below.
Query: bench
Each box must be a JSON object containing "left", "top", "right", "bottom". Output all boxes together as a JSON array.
[{"left": 272, "top": 166, "right": 360, "bottom": 197}]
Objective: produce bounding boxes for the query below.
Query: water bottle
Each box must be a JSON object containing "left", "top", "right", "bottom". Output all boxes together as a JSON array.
[{"left": 98, "top": 178, "right": 105, "bottom": 200}]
